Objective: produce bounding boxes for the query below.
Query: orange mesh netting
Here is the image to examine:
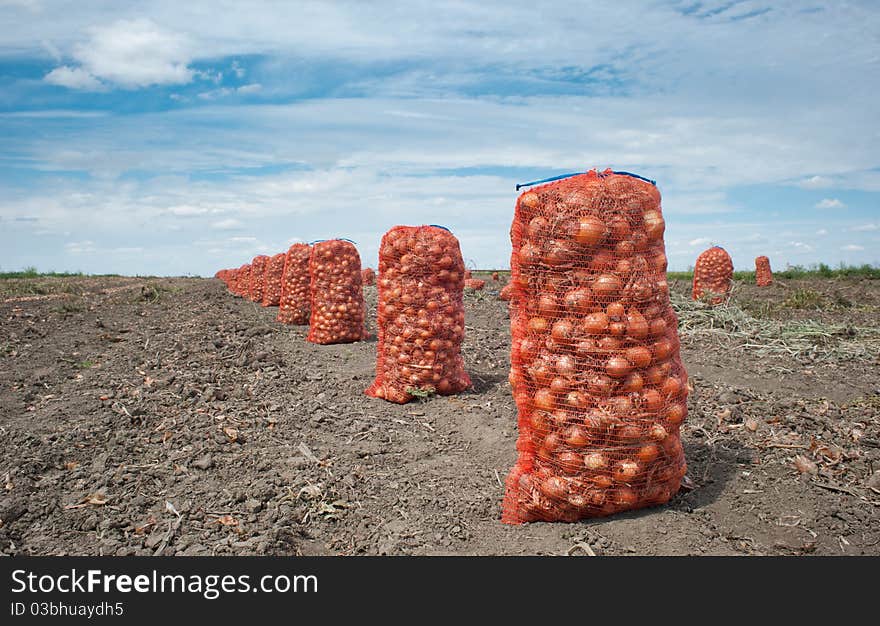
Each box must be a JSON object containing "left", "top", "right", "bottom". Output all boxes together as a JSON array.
[
  {"left": 499, "top": 282, "right": 513, "bottom": 301},
  {"left": 492, "top": 271, "right": 500, "bottom": 281},
  {"left": 464, "top": 278, "right": 486, "bottom": 290},
  {"left": 365, "top": 225, "right": 471, "bottom": 404},
  {"left": 361, "top": 267, "right": 376, "bottom": 286},
  {"left": 261, "top": 253, "right": 286, "bottom": 307},
  {"left": 463, "top": 269, "right": 473, "bottom": 279},
  {"left": 692, "top": 246, "right": 733, "bottom": 304},
  {"left": 501, "top": 169, "right": 688, "bottom": 524},
  {"left": 232, "top": 264, "right": 250, "bottom": 297},
  {"left": 277, "top": 243, "right": 312, "bottom": 325},
  {"left": 248, "top": 255, "right": 269, "bottom": 302},
  {"left": 307, "top": 239, "right": 368, "bottom": 344},
  {"left": 755, "top": 255, "right": 772, "bottom": 287}
]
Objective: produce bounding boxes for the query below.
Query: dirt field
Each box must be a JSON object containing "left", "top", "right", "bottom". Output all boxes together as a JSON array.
[{"left": 1, "top": 274, "right": 878, "bottom": 556}]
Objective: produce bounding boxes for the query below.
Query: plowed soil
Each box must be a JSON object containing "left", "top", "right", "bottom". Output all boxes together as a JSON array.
[{"left": 1, "top": 275, "right": 878, "bottom": 556}]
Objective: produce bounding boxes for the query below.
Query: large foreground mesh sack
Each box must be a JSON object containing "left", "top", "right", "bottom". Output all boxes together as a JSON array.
[
  {"left": 307, "top": 239, "right": 367, "bottom": 344},
  {"left": 261, "top": 253, "right": 286, "bottom": 306},
  {"left": 755, "top": 255, "right": 772, "bottom": 287},
  {"left": 361, "top": 267, "right": 376, "bottom": 286},
  {"left": 692, "top": 246, "right": 733, "bottom": 304},
  {"left": 366, "top": 225, "right": 471, "bottom": 403},
  {"left": 277, "top": 243, "right": 312, "bottom": 325},
  {"left": 502, "top": 169, "right": 689, "bottom": 524},
  {"left": 249, "top": 255, "right": 270, "bottom": 302}
]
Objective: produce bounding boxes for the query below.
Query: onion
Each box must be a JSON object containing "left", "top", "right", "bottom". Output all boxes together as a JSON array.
[
  {"left": 555, "top": 354, "right": 577, "bottom": 377},
  {"left": 642, "top": 389, "right": 663, "bottom": 412},
  {"left": 626, "top": 309, "right": 649, "bottom": 339},
  {"left": 648, "top": 422, "right": 668, "bottom": 441},
  {"left": 592, "top": 274, "right": 622, "bottom": 298},
  {"left": 551, "top": 319, "right": 574, "bottom": 342},
  {"left": 534, "top": 388, "right": 555, "bottom": 411},
  {"left": 620, "top": 372, "right": 644, "bottom": 393},
  {"left": 661, "top": 376, "right": 682, "bottom": 398},
  {"left": 564, "top": 425, "right": 590, "bottom": 448},
  {"left": 609, "top": 321, "right": 626, "bottom": 336},
  {"left": 649, "top": 317, "right": 668, "bottom": 337},
  {"left": 610, "top": 218, "right": 631, "bottom": 240},
  {"left": 643, "top": 210, "right": 665, "bottom": 241},
  {"left": 527, "top": 216, "right": 549, "bottom": 239},
  {"left": 539, "top": 476, "right": 567, "bottom": 500},
  {"left": 543, "top": 240, "right": 571, "bottom": 266},
  {"left": 574, "top": 216, "right": 607, "bottom": 246},
  {"left": 583, "top": 312, "right": 609, "bottom": 335},
  {"left": 519, "top": 191, "right": 540, "bottom": 212},
  {"left": 613, "top": 459, "right": 641, "bottom": 483},
  {"left": 565, "top": 390, "right": 588, "bottom": 410},
  {"left": 587, "top": 373, "right": 613, "bottom": 396},
  {"left": 606, "top": 355, "right": 633, "bottom": 379},
  {"left": 563, "top": 287, "right": 593, "bottom": 314},
  {"left": 584, "top": 452, "right": 608, "bottom": 471},
  {"left": 558, "top": 451, "right": 583, "bottom": 475},
  {"left": 537, "top": 294, "right": 557, "bottom": 317},
  {"left": 528, "top": 317, "right": 549, "bottom": 333},
  {"left": 637, "top": 443, "right": 661, "bottom": 463},
  {"left": 625, "top": 345, "right": 652, "bottom": 368},
  {"left": 519, "top": 243, "right": 541, "bottom": 266},
  {"left": 664, "top": 402, "right": 686, "bottom": 426},
  {"left": 613, "top": 487, "right": 639, "bottom": 508},
  {"left": 589, "top": 249, "right": 615, "bottom": 271},
  {"left": 652, "top": 338, "right": 673, "bottom": 362},
  {"left": 606, "top": 301, "right": 626, "bottom": 320}
]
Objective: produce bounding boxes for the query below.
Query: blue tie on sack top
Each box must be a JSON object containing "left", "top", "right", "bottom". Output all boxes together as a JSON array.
[{"left": 515, "top": 170, "right": 656, "bottom": 191}]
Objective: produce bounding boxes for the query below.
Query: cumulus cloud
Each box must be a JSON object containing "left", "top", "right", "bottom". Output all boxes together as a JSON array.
[
  {"left": 842, "top": 244, "right": 864, "bottom": 251},
  {"left": 44, "top": 19, "right": 195, "bottom": 89},
  {"left": 816, "top": 228, "right": 828, "bottom": 235},
  {"left": 44, "top": 65, "right": 104, "bottom": 90},
  {"left": 851, "top": 223, "right": 878, "bottom": 232},
  {"left": 815, "top": 198, "right": 845, "bottom": 209},
  {"left": 688, "top": 237, "right": 712, "bottom": 247}
]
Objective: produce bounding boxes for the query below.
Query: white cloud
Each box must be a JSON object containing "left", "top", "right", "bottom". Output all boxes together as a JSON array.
[
  {"left": 64, "top": 240, "right": 96, "bottom": 254},
  {"left": 797, "top": 175, "right": 833, "bottom": 190},
  {"left": 851, "top": 223, "right": 878, "bottom": 232},
  {"left": 688, "top": 237, "right": 712, "bottom": 247},
  {"left": 197, "top": 83, "right": 262, "bottom": 100},
  {"left": 44, "top": 65, "right": 104, "bottom": 90},
  {"left": 842, "top": 244, "right": 864, "bottom": 251},
  {"left": 163, "top": 204, "right": 221, "bottom": 217},
  {"left": 212, "top": 218, "right": 243, "bottom": 230},
  {"left": 789, "top": 241, "right": 814, "bottom": 252},
  {"left": 815, "top": 198, "right": 845, "bottom": 209},
  {"left": 44, "top": 19, "right": 195, "bottom": 89},
  {"left": 816, "top": 228, "right": 828, "bottom": 235}
]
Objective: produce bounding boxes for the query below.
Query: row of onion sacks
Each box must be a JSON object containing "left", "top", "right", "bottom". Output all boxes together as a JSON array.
[
  {"left": 501, "top": 169, "right": 689, "bottom": 524},
  {"left": 366, "top": 225, "right": 471, "bottom": 403},
  {"left": 307, "top": 239, "right": 368, "bottom": 344}
]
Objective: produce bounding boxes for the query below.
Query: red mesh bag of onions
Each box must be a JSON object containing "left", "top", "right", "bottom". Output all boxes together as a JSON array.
[
  {"left": 692, "top": 246, "right": 733, "bottom": 304},
  {"left": 361, "top": 267, "right": 376, "bottom": 286},
  {"left": 499, "top": 282, "right": 513, "bottom": 301},
  {"left": 365, "top": 225, "right": 471, "bottom": 404},
  {"left": 261, "top": 253, "right": 286, "bottom": 307},
  {"left": 755, "top": 255, "right": 772, "bottom": 287},
  {"left": 248, "top": 255, "right": 270, "bottom": 303},
  {"left": 464, "top": 278, "right": 486, "bottom": 290},
  {"left": 307, "top": 239, "right": 368, "bottom": 344},
  {"left": 233, "top": 264, "right": 250, "bottom": 297},
  {"left": 277, "top": 243, "right": 312, "bottom": 325},
  {"left": 501, "top": 169, "right": 689, "bottom": 524}
]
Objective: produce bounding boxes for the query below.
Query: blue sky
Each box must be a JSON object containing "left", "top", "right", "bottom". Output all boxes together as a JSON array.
[{"left": 0, "top": 0, "right": 878, "bottom": 275}]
